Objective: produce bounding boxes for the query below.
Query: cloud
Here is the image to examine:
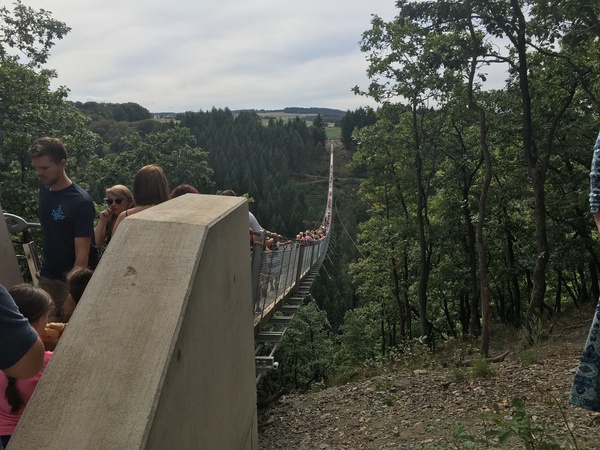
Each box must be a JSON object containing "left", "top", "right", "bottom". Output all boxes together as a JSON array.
[{"left": 23, "top": 0, "right": 398, "bottom": 111}]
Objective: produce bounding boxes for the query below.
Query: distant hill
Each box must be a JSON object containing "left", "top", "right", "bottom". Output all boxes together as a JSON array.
[
  {"left": 233, "top": 107, "right": 344, "bottom": 115},
  {"left": 152, "top": 107, "right": 347, "bottom": 123},
  {"left": 233, "top": 107, "right": 346, "bottom": 124},
  {"left": 281, "top": 107, "right": 345, "bottom": 118}
]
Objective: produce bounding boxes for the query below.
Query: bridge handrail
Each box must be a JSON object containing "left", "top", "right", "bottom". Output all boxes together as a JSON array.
[
  {"left": 251, "top": 144, "right": 333, "bottom": 330},
  {"left": 3, "top": 212, "right": 41, "bottom": 234}
]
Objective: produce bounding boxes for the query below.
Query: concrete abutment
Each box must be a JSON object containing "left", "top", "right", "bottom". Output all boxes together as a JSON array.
[{"left": 9, "top": 194, "right": 258, "bottom": 449}]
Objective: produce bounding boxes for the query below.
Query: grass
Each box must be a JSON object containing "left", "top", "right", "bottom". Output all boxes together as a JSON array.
[
  {"left": 471, "top": 359, "right": 496, "bottom": 378},
  {"left": 257, "top": 115, "right": 342, "bottom": 139},
  {"left": 325, "top": 127, "right": 341, "bottom": 139}
]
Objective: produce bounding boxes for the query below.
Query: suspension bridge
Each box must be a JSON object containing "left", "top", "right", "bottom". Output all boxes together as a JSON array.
[{"left": 0, "top": 146, "right": 335, "bottom": 449}]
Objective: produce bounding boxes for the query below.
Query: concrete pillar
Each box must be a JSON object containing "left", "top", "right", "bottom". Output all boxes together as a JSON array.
[
  {"left": 9, "top": 194, "right": 258, "bottom": 449},
  {"left": 0, "top": 202, "right": 24, "bottom": 289}
]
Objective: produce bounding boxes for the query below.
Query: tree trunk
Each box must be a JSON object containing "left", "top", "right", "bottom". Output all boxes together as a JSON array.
[
  {"left": 504, "top": 215, "right": 522, "bottom": 327},
  {"left": 415, "top": 143, "right": 430, "bottom": 340},
  {"left": 463, "top": 185, "right": 480, "bottom": 337},
  {"left": 466, "top": 0, "right": 493, "bottom": 356}
]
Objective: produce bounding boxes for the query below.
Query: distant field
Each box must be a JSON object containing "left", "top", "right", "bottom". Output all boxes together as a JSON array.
[
  {"left": 257, "top": 111, "right": 317, "bottom": 120},
  {"left": 258, "top": 114, "right": 341, "bottom": 139},
  {"left": 326, "top": 127, "right": 341, "bottom": 139}
]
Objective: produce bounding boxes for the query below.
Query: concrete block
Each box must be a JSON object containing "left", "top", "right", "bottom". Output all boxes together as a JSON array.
[
  {"left": 9, "top": 194, "right": 258, "bottom": 449},
  {"left": 0, "top": 201, "right": 23, "bottom": 289}
]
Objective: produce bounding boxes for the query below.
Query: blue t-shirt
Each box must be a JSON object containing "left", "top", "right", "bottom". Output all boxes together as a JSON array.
[
  {"left": 39, "top": 182, "right": 99, "bottom": 280},
  {"left": 0, "top": 285, "right": 37, "bottom": 371}
]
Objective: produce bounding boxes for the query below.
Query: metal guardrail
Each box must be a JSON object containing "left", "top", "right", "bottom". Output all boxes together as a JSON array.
[
  {"left": 3, "top": 212, "right": 42, "bottom": 286},
  {"left": 252, "top": 144, "right": 334, "bottom": 382},
  {"left": 251, "top": 233, "right": 330, "bottom": 322}
]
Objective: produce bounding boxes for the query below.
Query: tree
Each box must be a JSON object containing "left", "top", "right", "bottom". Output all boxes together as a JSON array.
[
  {"left": 260, "top": 301, "right": 335, "bottom": 396},
  {"left": 341, "top": 107, "right": 377, "bottom": 153},
  {"left": 309, "top": 114, "right": 327, "bottom": 150},
  {"left": 111, "top": 127, "right": 213, "bottom": 192},
  {"left": 355, "top": 9, "right": 461, "bottom": 342},
  {"left": 0, "top": 65, "right": 99, "bottom": 218},
  {"left": 0, "top": 1, "right": 99, "bottom": 219},
  {"left": 0, "top": 0, "right": 70, "bottom": 67}
]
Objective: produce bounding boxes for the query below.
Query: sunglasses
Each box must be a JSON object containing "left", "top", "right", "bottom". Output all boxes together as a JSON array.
[{"left": 105, "top": 198, "right": 123, "bottom": 205}]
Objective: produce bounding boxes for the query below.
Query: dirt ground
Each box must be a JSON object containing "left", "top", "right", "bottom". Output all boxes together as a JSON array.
[{"left": 258, "top": 305, "right": 600, "bottom": 449}]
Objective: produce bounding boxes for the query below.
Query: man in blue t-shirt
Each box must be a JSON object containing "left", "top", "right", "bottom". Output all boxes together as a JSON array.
[{"left": 28, "top": 137, "right": 99, "bottom": 320}]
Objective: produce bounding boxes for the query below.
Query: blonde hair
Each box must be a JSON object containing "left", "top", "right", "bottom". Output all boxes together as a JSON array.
[{"left": 106, "top": 184, "right": 133, "bottom": 206}]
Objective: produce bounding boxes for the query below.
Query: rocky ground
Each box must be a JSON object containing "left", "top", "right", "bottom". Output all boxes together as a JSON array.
[{"left": 258, "top": 305, "right": 600, "bottom": 449}]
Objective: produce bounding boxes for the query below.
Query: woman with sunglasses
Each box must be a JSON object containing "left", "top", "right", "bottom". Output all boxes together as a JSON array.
[{"left": 94, "top": 184, "right": 133, "bottom": 249}]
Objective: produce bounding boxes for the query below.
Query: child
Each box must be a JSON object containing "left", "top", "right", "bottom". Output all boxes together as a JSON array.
[
  {"left": 60, "top": 267, "right": 93, "bottom": 323},
  {"left": 0, "top": 284, "right": 54, "bottom": 448}
]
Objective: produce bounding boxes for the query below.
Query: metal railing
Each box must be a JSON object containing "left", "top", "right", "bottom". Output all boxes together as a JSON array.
[
  {"left": 252, "top": 144, "right": 334, "bottom": 381},
  {"left": 251, "top": 231, "right": 330, "bottom": 324},
  {"left": 3, "top": 212, "right": 42, "bottom": 285}
]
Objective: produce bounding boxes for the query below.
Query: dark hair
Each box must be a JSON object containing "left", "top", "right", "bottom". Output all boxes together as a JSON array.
[
  {"left": 170, "top": 184, "right": 199, "bottom": 199},
  {"left": 67, "top": 267, "right": 93, "bottom": 303},
  {"left": 27, "top": 137, "right": 68, "bottom": 164},
  {"left": 133, "top": 164, "right": 169, "bottom": 206},
  {"left": 6, "top": 285, "right": 54, "bottom": 413}
]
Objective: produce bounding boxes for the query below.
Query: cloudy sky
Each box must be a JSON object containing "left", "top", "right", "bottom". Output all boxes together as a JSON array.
[{"left": 21, "top": 0, "right": 399, "bottom": 113}]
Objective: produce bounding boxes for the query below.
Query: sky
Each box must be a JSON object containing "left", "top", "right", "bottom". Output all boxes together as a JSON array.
[{"left": 20, "top": 0, "right": 400, "bottom": 113}]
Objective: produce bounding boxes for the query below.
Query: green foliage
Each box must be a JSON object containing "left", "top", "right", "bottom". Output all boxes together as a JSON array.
[
  {"left": 309, "top": 114, "right": 327, "bottom": 149},
  {"left": 423, "top": 395, "right": 579, "bottom": 450},
  {"left": 340, "top": 107, "right": 376, "bottom": 153},
  {"left": 177, "top": 108, "right": 312, "bottom": 236},
  {"left": 401, "top": 340, "right": 437, "bottom": 371},
  {"left": 73, "top": 101, "right": 152, "bottom": 122},
  {"left": 0, "top": 59, "right": 101, "bottom": 218},
  {"left": 0, "top": 0, "right": 70, "bottom": 67},
  {"left": 518, "top": 350, "right": 540, "bottom": 365},
  {"left": 113, "top": 127, "right": 213, "bottom": 192},
  {"left": 258, "top": 301, "right": 335, "bottom": 399},
  {"left": 471, "top": 359, "right": 495, "bottom": 378},
  {"left": 0, "top": 1, "right": 102, "bottom": 219},
  {"left": 335, "top": 302, "right": 382, "bottom": 370},
  {"left": 346, "top": 0, "right": 600, "bottom": 355}
]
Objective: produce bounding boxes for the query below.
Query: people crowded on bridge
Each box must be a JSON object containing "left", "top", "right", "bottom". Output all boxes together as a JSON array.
[
  {"left": 113, "top": 164, "right": 170, "bottom": 236},
  {"left": 219, "top": 189, "right": 277, "bottom": 250},
  {"left": 94, "top": 184, "right": 134, "bottom": 250}
]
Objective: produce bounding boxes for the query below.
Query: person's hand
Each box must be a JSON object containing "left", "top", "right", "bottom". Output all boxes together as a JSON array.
[
  {"left": 98, "top": 208, "right": 111, "bottom": 223},
  {"left": 40, "top": 322, "right": 67, "bottom": 351},
  {"left": 61, "top": 295, "right": 77, "bottom": 322}
]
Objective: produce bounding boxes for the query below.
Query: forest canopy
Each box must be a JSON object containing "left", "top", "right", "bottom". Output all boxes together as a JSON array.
[{"left": 2, "top": 0, "right": 600, "bottom": 395}]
